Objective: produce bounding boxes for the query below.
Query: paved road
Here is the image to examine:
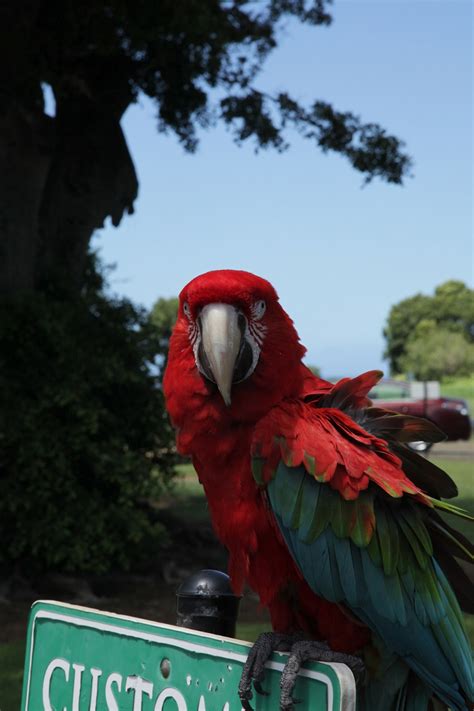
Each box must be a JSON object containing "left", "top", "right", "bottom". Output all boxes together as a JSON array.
[{"left": 430, "top": 438, "right": 474, "bottom": 461}]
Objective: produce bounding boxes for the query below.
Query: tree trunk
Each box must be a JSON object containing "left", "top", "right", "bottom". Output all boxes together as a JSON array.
[
  {"left": 0, "top": 15, "right": 138, "bottom": 297},
  {"left": 37, "top": 79, "right": 138, "bottom": 291},
  {"left": 0, "top": 105, "right": 53, "bottom": 294}
]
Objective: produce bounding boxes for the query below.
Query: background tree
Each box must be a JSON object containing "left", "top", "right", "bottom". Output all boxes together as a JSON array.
[
  {"left": 400, "top": 320, "right": 474, "bottom": 382},
  {"left": 0, "top": 256, "right": 178, "bottom": 573},
  {"left": 150, "top": 297, "right": 179, "bottom": 372},
  {"left": 432, "top": 281, "right": 474, "bottom": 340},
  {"left": 383, "top": 281, "right": 474, "bottom": 374},
  {"left": 0, "top": 0, "right": 412, "bottom": 297}
]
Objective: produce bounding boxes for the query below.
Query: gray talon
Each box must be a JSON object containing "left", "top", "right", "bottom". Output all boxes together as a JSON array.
[
  {"left": 238, "top": 633, "right": 365, "bottom": 711},
  {"left": 254, "top": 680, "right": 269, "bottom": 696},
  {"left": 238, "top": 632, "right": 293, "bottom": 709},
  {"left": 279, "top": 639, "right": 365, "bottom": 711}
]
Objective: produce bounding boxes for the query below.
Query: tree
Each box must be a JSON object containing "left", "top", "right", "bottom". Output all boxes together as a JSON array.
[
  {"left": 432, "top": 281, "right": 474, "bottom": 339},
  {"left": 0, "top": 255, "right": 178, "bottom": 573},
  {"left": 150, "top": 297, "right": 179, "bottom": 370},
  {"left": 0, "top": 0, "right": 412, "bottom": 297},
  {"left": 383, "top": 281, "right": 474, "bottom": 374},
  {"left": 400, "top": 321, "right": 474, "bottom": 382}
]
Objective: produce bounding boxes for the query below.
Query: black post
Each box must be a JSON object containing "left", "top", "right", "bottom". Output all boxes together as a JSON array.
[{"left": 176, "top": 569, "right": 241, "bottom": 638}]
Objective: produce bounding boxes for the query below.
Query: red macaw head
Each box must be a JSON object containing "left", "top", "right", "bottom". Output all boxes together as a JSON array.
[{"left": 165, "top": 270, "right": 306, "bottom": 421}]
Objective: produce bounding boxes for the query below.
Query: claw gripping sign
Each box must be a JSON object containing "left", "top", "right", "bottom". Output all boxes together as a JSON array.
[{"left": 20, "top": 601, "right": 356, "bottom": 711}]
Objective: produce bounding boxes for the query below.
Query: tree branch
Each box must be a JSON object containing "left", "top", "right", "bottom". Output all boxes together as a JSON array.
[{"left": 220, "top": 90, "right": 412, "bottom": 184}]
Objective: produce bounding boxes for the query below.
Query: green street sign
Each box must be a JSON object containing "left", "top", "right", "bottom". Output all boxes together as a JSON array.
[{"left": 21, "top": 601, "right": 356, "bottom": 711}]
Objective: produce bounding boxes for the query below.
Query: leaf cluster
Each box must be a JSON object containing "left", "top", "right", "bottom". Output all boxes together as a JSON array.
[
  {"left": 0, "top": 256, "right": 178, "bottom": 573},
  {"left": 400, "top": 322, "right": 474, "bottom": 382},
  {"left": 149, "top": 296, "right": 179, "bottom": 374},
  {"left": 383, "top": 281, "right": 474, "bottom": 376}
]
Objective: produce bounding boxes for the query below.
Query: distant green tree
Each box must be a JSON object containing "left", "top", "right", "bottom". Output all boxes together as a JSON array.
[
  {"left": 432, "top": 281, "right": 474, "bottom": 338},
  {"left": 400, "top": 321, "right": 474, "bottom": 381},
  {"left": 0, "top": 256, "right": 177, "bottom": 574},
  {"left": 383, "top": 281, "right": 474, "bottom": 374}
]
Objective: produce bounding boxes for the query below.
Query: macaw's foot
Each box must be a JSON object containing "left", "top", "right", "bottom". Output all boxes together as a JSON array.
[
  {"left": 279, "top": 640, "right": 365, "bottom": 711},
  {"left": 238, "top": 631, "right": 296, "bottom": 711},
  {"left": 238, "top": 632, "right": 365, "bottom": 711}
]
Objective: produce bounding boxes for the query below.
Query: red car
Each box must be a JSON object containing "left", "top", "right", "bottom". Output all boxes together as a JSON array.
[{"left": 369, "top": 381, "right": 471, "bottom": 452}]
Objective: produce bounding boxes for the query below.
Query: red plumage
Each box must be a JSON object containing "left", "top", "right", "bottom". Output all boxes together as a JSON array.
[{"left": 163, "top": 270, "right": 380, "bottom": 651}]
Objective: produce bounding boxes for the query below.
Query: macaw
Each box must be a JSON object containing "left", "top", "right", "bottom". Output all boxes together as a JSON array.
[{"left": 163, "top": 269, "right": 473, "bottom": 711}]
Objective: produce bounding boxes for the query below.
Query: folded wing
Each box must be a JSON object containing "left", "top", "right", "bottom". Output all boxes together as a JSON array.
[{"left": 251, "top": 373, "right": 473, "bottom": 711}]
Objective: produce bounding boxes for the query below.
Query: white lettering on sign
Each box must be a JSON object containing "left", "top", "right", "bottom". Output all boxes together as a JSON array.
[
  {"left": 126, "top": 675, "right": 154, "bottom": 711},
  {"left": 42, "top": 658, "right": 70, "bottom": 711},
  {"left": 40, "top": 656, "right": 240, "bottom": 711},
  {"left": 154, "top": 688, "right": 187, "bottom": 711},
  {"left": 88, "top": 668, "right": 102, "bottom": 711},
  {"left": 72, "top": 663, "right": 85, "bottom": 711},
  {"left": 105, "top": 672, "right": 123, "bottom": 711}
]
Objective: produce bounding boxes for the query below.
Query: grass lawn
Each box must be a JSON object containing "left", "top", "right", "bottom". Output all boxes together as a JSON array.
[
  {"left": 0, "top": 640, "right": 25, "bottom": 711},
  {"left": 1, "top": 456, "right": 472, "bottom": 711},
  {"left": 440, "top": 376, "right": 474, "bottom": 415},
  {"left": 160, "top": 462, "right": 210, "bottom": 525},
  {"left": 430, "top": 457, "right": 473, "bottom": 538}
]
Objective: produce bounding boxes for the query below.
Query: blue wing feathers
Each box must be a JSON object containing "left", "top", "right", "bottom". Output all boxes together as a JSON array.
[
  {"left": 384, "top": 568, "right": 407, "bottom": 626},
  {"left": 267, "top": 463, "right": 473, "bottom": 711},
  {"left": 335, "top": 536, "right": 360, "bottom": 604},
  {"left": 436, "top": 559, "right": 465, "bottom": 627}
]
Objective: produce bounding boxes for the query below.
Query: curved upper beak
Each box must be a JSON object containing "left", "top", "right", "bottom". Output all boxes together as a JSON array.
[{"left": 199, "top": 303, "right": 242, "bottom": 406}]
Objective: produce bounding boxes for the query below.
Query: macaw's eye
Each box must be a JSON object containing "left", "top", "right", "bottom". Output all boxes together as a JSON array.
[
  {"left": 183, "top": 302, "right": 191, "bottom": 318},
  {"left": 253, "top": 300, "right": 266, "bottom": 320}
]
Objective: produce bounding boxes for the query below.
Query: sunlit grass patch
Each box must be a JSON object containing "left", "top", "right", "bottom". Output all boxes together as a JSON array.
[{"left": 441, "top": 377, "right": 474, "bottom": 415}]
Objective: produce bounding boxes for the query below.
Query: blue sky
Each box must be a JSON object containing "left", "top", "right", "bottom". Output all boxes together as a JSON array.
[{"left": 93, "top": 1, "right": 472, "bottom": 378}]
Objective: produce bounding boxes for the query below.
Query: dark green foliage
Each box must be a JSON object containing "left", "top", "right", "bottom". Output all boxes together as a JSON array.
[
  {"left": 0, "top": 257, "right": 177, "bottom": 573},
  {"left": 383, "top": 281, "right": 474, "bottom": 374},
  {"left": 150, "top": 296, "right": 179, "bottom": 371},
  {"left": 220, "top": 89, "right": 411, "bottom": 183}
]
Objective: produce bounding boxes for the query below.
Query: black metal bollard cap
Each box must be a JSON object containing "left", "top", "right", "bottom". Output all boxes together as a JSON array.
[{"left": 176, "top": 569, "right": 241, "bottom": 638}]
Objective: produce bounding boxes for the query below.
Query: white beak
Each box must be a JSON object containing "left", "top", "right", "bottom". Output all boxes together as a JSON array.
[{"left": 199, "top": 303, "right": 242, "bottom": 406}]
